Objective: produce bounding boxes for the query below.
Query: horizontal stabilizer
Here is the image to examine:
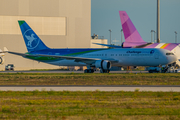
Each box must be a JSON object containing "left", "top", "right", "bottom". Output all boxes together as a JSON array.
[{"left": 93, "top": 43, "right": 122, "bottom": 48}]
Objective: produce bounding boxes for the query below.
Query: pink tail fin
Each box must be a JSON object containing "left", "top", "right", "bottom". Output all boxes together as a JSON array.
[{"left": 119, "top": 11, "right": 146, "bottom": 43}]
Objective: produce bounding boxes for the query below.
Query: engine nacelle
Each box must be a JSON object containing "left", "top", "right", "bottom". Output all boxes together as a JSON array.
[
  {"left": 95, "top": 60, "right": 111, "bottom": 70},
  {"left": 0, "top": 57, "right": 4, "bottom": 64}
]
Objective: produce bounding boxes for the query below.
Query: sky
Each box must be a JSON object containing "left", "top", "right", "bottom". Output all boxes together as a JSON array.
[{"left": 91, "top": 0, "right": 180, "bottom": 45}]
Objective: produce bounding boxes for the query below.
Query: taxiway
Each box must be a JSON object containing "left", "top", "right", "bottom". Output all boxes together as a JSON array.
[{"left": 0, "top": 85, "right": 179, "bottom": 92}]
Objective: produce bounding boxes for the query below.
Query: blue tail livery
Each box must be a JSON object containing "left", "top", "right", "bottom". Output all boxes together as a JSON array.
[{"left": 18, "top": 21, "right": 49, "bottom": 52}]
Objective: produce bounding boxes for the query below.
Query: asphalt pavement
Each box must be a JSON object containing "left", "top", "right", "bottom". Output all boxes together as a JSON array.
[
  {"left": 0, "top": 70, "right": 148, "bottom": 73},
  {"left": 0, "top": 85, "right": 179, "bottom": 92}
]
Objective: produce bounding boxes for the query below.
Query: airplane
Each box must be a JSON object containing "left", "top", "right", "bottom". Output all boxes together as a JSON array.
[
  {"left": 96, "top": 11, "right": 180, "bottom": 61},
  {"left": 0, "top": 49, "right": 5, "bottom": 64},
  {"left": 4, "top": 20, "right": 177, "bottom": 73},
  {"left": 118, "top": 11, "right": 180, "bottom": 61}
]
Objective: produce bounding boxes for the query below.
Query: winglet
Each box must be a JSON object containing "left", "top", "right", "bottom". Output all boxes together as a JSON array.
[
  {"left": 93, "top": 43, "right": 122, "bottom": 48},
  {"left": 3, "top": 47, "right": 8, "bottom": 52}
]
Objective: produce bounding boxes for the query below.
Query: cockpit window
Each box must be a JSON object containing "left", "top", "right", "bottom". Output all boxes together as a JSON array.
[{"left": 166, "top": 53, "right": 174, "bottom": 55}]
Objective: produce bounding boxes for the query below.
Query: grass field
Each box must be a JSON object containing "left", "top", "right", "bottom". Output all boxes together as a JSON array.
[
  {"left": 0, "top": 91, "right": 180, "bottom": 119},
  {"left": 1, "top": 73, "right": 180, "bottom": 119},
  {"left": 0, "top": 73, "right": 180, "bottom": 85}
]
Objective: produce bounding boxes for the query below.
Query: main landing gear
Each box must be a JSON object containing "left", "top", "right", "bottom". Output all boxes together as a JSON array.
[
  {"left": 100, "top": 69, "right": 110, "bottom": 73},
  {"left": 84, "top": 64, "right": 111, "bottom": 73},
  {"left": 84, "top": 68, "right": 110, "bottom": 73},
  {"left": 84, "top": 69, "right": 94, "bottom": 73}
]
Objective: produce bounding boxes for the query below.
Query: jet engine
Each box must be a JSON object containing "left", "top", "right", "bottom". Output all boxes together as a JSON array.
[
  {"left": 95, "top": 60, "right": 111, "bottom": 70},
  {"left": 0, "top": 57, "right": 4, "bottom": 64}
]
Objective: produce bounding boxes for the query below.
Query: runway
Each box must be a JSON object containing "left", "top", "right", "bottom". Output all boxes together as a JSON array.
[
  {"left": 0, "top": 71, "right": 178, "bottom": 92},
  {"left": 0, "top": 70, "right": 148, "bottom": 74},
  {"left": 0, "top": 85, "right": 180, "bottom": 92}
]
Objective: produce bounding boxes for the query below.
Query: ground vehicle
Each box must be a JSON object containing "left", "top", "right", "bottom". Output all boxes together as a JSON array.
[
  {"left": 146, "top": 67, "right": 161, "bottom": 73},
  {"left": 5, "top": 64, "right": 14, "bottom": 71}
]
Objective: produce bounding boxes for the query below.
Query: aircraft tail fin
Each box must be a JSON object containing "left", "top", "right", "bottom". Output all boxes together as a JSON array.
[
  {"left": 119, "top": 11, "right": 146, "bottom": 43},
  {"left": 18, "top": 21, "right": 49, "bottom": 52}
]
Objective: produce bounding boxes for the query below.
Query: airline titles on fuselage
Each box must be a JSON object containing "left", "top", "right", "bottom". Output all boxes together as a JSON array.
[
  {"left": 126, "top": 50, "right": 155, "bottom": 54},
  {"left": 82, "top": 50, "right": 155, "bottom": 58}
]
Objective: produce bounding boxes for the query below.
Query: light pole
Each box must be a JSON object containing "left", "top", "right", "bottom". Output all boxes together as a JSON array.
[
  {"left": 157, "top": 0, "right": 160, "bottom": 43},
  {"left": 175, "top": 31, "right": 177, "bottom": 43},
  {"left": 109, "top": 29, "right": 112, "bottom": 45},
  {"left": 151, "top": 30, "right": 154, "bottom": 43},
  {"left": 154, "top": 31, "right": 156, "bottom": 43},
  {"left": 151, "top": 30, "right": 156, "bottom": 43}
]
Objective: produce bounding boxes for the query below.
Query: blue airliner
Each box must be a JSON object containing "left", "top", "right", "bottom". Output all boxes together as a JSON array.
[{"left": 5, "top": 21, "right": 177, "bottom": 73}]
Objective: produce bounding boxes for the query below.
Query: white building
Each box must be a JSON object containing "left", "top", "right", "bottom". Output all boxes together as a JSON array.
[{"left": 91, "top": 34, "right": 108, "bottom": 48}]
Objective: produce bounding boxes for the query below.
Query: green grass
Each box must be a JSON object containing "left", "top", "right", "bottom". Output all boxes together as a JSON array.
[
  {"left": 0, "top": 73, "right": 180, "bottom": 85},
  {"left": 0, "top": 73, "right": 180, "bottom": 119},
  {"left": 0, "top": 91, "right": 180, "bottom": 119}
]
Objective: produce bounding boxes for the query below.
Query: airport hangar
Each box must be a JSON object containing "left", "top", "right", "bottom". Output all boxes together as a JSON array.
[{"left": 0, "top": 0, "right": 107, "bottom": 70}]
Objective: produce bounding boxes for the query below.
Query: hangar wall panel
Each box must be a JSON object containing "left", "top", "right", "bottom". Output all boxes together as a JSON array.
[{"left": 0, "top": 16, "right": 66, "bottom": 35}]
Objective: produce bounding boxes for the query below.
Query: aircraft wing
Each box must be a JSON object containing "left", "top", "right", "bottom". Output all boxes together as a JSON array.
[
  {"left": 7, "top": 51, "right": 38, "bottom": 57},
  {"left": 93, "top": 43, "right": 122, "bottom": 48},
  {"left": 6, "top": 50, "right": 118, "bottom": 65},
  {"left": 36, "top": 54, "right": 119, "bottom": 64},
  {"left": 3, "top": 47, "right": 35, "bottom": 57},
  {"left": 0, "top": 49, "right": 5, "bottom": 56}
]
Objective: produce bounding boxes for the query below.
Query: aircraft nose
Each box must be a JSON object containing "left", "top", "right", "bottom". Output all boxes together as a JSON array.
[{"left": 167, "top": 54, "right": 177, "bottom": 64}]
